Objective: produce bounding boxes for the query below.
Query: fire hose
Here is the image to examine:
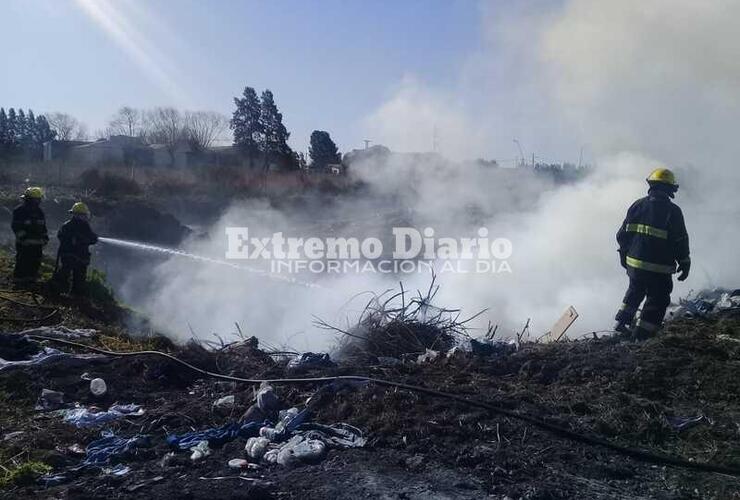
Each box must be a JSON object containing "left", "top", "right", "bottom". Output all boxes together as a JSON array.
[{"left": 28, "top": 334, "right": 740, "bottom": 477}]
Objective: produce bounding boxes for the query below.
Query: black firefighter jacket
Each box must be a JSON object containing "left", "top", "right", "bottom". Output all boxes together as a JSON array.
[
  {"left": 616, "top": 189, "right": 690, "bottom": 275},
  {"left": 58, "top": 217, "right": 98, "bottom": 264},
  {"left": 12, "top": 202, "right": 48, "bottom": 247}
]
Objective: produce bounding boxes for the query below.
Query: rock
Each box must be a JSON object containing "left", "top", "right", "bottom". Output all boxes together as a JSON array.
[{"left": 35, "top": 389, "right": 64, "bottom": 411}]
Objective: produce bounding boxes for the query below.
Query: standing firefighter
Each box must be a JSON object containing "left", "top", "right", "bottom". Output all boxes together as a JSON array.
[
  {"left": 51, "top": 202, "right": 98, "bottom": 296},
  {"left": 614, "top": 168, "right": 690, "bottom": 339},
  {"left": 11, "top": 187, "right": 49, "bottom": 286}
]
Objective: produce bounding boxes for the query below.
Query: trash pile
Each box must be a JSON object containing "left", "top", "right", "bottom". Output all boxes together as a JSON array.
[
  {"left": 168, "top": 384, "right": 366, "bottom": 468},
  {"left": 2, "top": 280, "right": 739, "bottom": 499},
  {"left": 0, "top": 331, "right": 106, "bottom": 372},
  {"left": 670, "top": 287, "right": 740, "bottom": 319}
]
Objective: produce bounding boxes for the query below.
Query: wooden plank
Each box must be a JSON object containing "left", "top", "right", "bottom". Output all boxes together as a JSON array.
[{"left": 547, "top": 306, "right": 579, "bottom": 342}]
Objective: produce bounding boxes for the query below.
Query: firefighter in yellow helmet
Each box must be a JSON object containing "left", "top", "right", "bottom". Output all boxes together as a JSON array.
[
  {"left": 11, "top": 187, "right": 49, "bottom": 286},
  {"left": 50, "top": 202, "right": 98, "bottom": 296},
  {"left": 614, "top": 168, "right": 690, "bottom": 339}
]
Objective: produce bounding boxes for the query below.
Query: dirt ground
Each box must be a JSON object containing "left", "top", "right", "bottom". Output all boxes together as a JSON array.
[{"left": 0, "top": 267, "right": 738, "bottom": 499}]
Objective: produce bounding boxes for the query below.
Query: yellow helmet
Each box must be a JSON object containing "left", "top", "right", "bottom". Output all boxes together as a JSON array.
[
  {"left": 69, "top": 202, "right": 90, "bottom": 216},
  {"left": 646, "top": 168, "right": 678, "bottom": 188},
  {"left": 23, "top": 186, "right": 44, "bottom": 200}
]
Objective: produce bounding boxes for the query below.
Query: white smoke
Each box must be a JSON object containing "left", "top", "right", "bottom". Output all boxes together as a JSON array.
[{"left": 125, "top": 1, "right": 740, "bottom": 346}]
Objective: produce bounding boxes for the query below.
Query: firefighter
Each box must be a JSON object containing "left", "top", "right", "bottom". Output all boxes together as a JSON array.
[
  {"left": 11, "top": 187, "right": 49, "bottom": 286},
  {"left": 51, "top": 202, "right": 98, "bottom": 296},
  {"left": 614, "top": 168, "right": 690, "bottom": 339}
]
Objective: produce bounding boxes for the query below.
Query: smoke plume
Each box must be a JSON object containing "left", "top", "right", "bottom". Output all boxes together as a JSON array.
[{"left": 121, "top": 1, "right": 740, "bottom": 347}]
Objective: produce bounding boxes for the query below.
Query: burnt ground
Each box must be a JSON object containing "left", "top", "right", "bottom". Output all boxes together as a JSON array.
[{"left": 0, "top": 261, "right": 738, "bottom": 498}]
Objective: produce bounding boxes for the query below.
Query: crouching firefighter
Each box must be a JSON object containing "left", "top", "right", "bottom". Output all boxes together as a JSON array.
[
  {"left": 51, "top": 202, "right": 98, "bottom": 296},
  {"left": 614, "top": 168, "right": 690, "bottom": 339},
  {"left": 11, "top": 187, "right": 49, "bottom": 286}
]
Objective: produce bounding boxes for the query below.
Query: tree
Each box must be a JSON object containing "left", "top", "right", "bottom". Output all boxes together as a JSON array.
[
  {"left": 143, "top": 107, "right": 188, "bottom": 166},
  {"left": 108, "top": 106, "right": 143, "bottom": 137},
  {"left": 46, "top": 112, "right": 87, "bottom": 141},
  {"left": 259, "top": 89, "right": 291, "bottom": 170},
  {"left": 34, "top": 115, "right": 55, "bottom": 144},
  {"left": 309, "top": 130, "right": 341, "bottom": 170},
  {"left": 6, "top": 108, "right": 18, "bottom": 149},
  {"left": 0, "top": 108, "right": 55, "bottom": 159},
  {"left": 231, "top": 86, "right": 263, "bottom": 165},
  {"left": 0, "top": 108, "right": 7, "bottom": 146},
  {"left": 185, "top": 111, "right": 228, "bottom": 152}
]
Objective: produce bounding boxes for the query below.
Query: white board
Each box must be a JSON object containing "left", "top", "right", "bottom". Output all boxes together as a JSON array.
[{"left": 547, "top": 306, "right": 579, "bottom": 342}]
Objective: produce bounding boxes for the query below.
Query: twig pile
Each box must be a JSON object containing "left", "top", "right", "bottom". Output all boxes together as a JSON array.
[{"left": 316, "top": 275, "right": 484, "bottom": 361}]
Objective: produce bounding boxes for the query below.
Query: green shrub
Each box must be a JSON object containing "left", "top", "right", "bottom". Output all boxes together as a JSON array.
[{"left": 87, "top": 268, "right": 116, "bottom": 305}]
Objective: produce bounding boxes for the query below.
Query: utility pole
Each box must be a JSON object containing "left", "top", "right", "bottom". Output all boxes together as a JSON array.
[
  {"left": 513, "top": 139, "right": 524, "bottom": 167},
  {"left": 363, "top": 140, "right": 372, "bottom": 150},
  {"left": 532, "top": 153, "right": 535, "bottom": 169}
]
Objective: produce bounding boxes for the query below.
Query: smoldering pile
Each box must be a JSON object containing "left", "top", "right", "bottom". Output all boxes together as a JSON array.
[{"left": 317, "top": 277, "right": 482, "bottom": 363}]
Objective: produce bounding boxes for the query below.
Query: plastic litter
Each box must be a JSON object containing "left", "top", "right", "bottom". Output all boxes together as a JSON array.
[
  {"left": 67, "top": 443, "right": 86, "bottom": 455},
  {"left": 83, "top": 432, "right": 150, "bottom": 466},
  {"left": 0, "top": 347, "right": 105, "bottom": 372},
  {"left": 243, "top": 384, "right": 282, "bottom": 422},
  {"left": 297, "top": 423, "right": 367, "bottom": 449},
  {"left": 666, "top": 414, "right": 710, "bottom": 431},
  {"left": 256, "top": 385, "right": 280, "bottom": 413},
  {"left": 259, "top": 407, "right": 310, "bottom": 441},
  {"left": 90, "top": 378, "right": 107, "bottom": 397},
  {"left": 445, "top": 346, "right": 467, "bottom": 362},
  {"left": 190, "top": 440, "right": 211, "bottom": 461},
  {"left": 673, "top": 288, "right": 740, "bottom": 318},
  {"left": 35, "top": 388, "right": 65, "bottom": 411},
  {"left": 276, "top": 436, "right": 326, "bottom": 466},
  {"left": 245, "top": 436, "right": 270, "bottom": 460},
  {"left": 103, "top": 464, "right": 131, "bottom": 476},
  {"left": 228, "top": 458, "right": 248, "bottom": 469},
  {"left": 166, "top": 420, "right": 264, "bottom": 450},
  {"left": 63, "top": 404, "right": 144, "bottom": 428},
  {"left": 416, "top": 349, "right": 439, "bottom": 363},
  {"left": 213, "top": 395, "right": 235, "bottom": 408},
  {"left": 19, "top": 326, "right": 97, "bottom": 339},
  {"left": 286, "top": 352, "right": 335, "bottom": 372}
]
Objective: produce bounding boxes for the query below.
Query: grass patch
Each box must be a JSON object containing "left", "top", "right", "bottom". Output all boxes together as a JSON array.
[
  {"left": 97, "top": 333, "right": 163, "bottom": 352},
  {"left": 0, "top": 461, "right": 51, "bottom": 488}
]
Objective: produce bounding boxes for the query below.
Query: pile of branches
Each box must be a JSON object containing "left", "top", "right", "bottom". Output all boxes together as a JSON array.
[{"left": 317, "top": 276, "right": 483, "bottom": 362}]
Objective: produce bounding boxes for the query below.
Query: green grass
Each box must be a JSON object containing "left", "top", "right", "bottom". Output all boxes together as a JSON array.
[{"left": 0, "top": 461, "right": 51, "bottom": 488}]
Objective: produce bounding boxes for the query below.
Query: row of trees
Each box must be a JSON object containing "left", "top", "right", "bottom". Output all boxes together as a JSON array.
[
  {"left": 3, "top": 89, "right": 343, "bottom": 169},
  {"left": 0, "top": 108, "right": 56, "bottom": 160},
  {"left": 104, "top": 106, "right": 229, "bottom": 160},
  {"left": 231, "top": 86, "right": 343, "bottom": 171},
  {"left": 231, "top": 87, "right": 294, "bottom": 169}
]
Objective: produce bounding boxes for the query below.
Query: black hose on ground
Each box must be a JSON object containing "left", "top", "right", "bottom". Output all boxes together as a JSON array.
[{"left": 28, "top": 334, "right": 740, "bottom": 478}]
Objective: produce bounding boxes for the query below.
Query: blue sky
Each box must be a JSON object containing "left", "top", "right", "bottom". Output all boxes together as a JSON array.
[{"left": 0, "top": 0, "right": 486, "bottom": 154}]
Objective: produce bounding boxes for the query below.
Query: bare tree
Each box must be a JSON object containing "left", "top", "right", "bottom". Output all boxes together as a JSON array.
[
  {"left": 108, "top": 106, "right": 143, "bottom": 137},
  {"left": 142, "top": 107, "right": 188, "bottom": 165},
  {"left": 46, "top": 112, "right": 88, "bottom": 141},
  {"left": 185, "top": 111, "right": 228, "bottom": 152}
]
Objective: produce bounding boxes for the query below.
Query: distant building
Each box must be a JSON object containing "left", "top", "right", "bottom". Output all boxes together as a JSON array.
[{"left": 42, "top": 136, "right": 296, "bottom": 170}]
